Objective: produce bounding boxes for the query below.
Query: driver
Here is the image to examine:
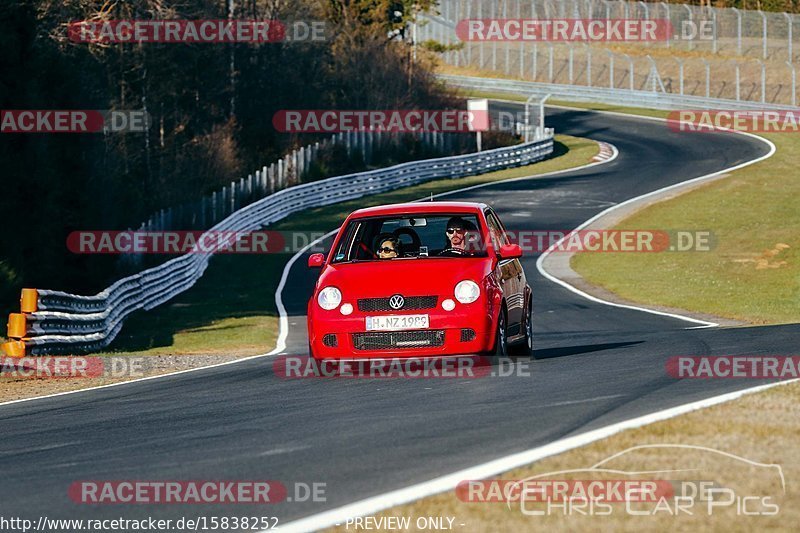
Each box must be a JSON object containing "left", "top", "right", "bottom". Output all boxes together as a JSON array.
[{"left": 439, "top": 217, "right": 475, "bottom": 256}]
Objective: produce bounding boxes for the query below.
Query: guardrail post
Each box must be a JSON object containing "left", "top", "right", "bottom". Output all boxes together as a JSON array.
[{"left": 211, "top": 191, "right": 218, "bottom": 222}]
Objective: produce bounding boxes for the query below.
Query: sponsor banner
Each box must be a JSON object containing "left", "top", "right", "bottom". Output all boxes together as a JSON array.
[
  {"left": 666, "top": 356, "right": 800, "bottom": 379},
  {"left": 0, "top": 110, "right": 149, "bottom": 133},
  {"left": 667, "top": 110, "right": 800, "bottom": 133},
  {"left": 455, "top": 19, "right": 672, "bottom": 42},
  {"left": 272, "top": 110, "right": 488, "bottom": 133}
]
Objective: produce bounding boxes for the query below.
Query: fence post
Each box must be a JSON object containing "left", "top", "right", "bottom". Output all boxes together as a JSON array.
[
  {"left": 277, "top": 159, "right": 284, "bottom": 189},
  {"left": 732, "top": 7, "right": 742, "bottom": 56}
]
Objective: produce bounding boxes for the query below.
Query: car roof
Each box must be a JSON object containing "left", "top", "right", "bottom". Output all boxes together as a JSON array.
[{"left": 347, "top": 201, "right": 489, "bottom": 219}]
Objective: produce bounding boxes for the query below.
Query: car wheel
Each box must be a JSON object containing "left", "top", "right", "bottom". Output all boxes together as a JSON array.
[
  {"left": 489, "top": 308, "right": 508, "bottom": 364},
  {"left": 509, "top": 294, "right": 533, "bottom": 358}
]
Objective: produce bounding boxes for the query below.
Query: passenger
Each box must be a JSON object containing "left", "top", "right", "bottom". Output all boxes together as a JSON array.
[{"left": 377, "top": 236, "right": 402, "bottom": 259}]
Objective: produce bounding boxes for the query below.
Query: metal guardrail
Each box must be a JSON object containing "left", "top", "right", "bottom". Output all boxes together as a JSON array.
[
  {"left": 2, "top": 136, "right": 554, "bottom": 356},
  {"left": 440, "top": 74, "right": 800, "bottom": 112}
]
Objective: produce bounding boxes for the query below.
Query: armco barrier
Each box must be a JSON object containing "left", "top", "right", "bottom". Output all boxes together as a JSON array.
[{"left": 2, "top": 136, "right": 553, "bottom": 356}]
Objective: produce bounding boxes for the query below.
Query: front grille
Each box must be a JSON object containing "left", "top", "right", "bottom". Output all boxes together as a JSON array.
[
  {"left": 322, "top": 334, "right": 338, "bottom": 347},
  {"left": 460, "top": 328, "right": 476, "bottom": 342},
  {"left": 352, "top": 330, "right": 445, "bottom": 350},
  {"left": 357, "top": 295, "right": 438, "bottom": 312}
]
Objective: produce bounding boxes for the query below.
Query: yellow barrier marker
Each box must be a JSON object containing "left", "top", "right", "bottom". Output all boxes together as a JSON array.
[
  {"left": 1, "top": 340, "right": 25, "bottom": 358},
  {"left": 7, "top": 313, "right": 27, "bottom": 339},
  {"left": 20, "top": 288, "right": 38, "bottom": 313}
]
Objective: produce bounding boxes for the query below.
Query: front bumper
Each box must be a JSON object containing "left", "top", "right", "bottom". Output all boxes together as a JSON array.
[{"left": 308, "top": 304, "right": 494, "bottom": 359}]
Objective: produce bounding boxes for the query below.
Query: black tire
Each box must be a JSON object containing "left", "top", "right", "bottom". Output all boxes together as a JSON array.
[
  {"left": 489, "top": 308, "right": 508, "bottom": 364},
  {"left": 509, "top": 294, "right": 533, "bottom": 358}
]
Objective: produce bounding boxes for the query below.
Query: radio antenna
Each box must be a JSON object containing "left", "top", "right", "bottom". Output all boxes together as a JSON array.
[{"left": 430, "top": 192, "right": 433, "bottom": 202}]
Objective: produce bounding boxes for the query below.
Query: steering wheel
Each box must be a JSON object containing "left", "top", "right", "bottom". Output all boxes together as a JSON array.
[
  {"left": 438, "top": 247, "right": 467, "bottom": 257},
  {"left": 392, "top": 227, "right": 421, "bottom": 255}
]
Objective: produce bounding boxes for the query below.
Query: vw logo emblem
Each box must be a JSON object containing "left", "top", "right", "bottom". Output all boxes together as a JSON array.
[{"left": 389, "top": 294, "right": 405, "bottom": 310}]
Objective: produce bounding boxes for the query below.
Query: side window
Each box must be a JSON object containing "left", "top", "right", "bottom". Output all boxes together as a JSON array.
[{"left": 485, "top": 211, "right": 509, "bottom": 249}]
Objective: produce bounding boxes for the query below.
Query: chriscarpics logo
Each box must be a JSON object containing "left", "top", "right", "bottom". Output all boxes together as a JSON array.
[{"left": 458, "top": 444, "right": 784, "bottom": 518}]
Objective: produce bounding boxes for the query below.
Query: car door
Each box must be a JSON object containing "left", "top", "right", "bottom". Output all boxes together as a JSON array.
[{"left": 485, "top": 209, "right": 524, "bottom": 334}]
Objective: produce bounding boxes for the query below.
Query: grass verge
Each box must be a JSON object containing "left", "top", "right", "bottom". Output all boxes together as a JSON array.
[
  {"left": 459, "top": 83, "right": 799, "bottom": 324},
  {"left": 328, "top": 380, "right": 799, "bottom": 532}
]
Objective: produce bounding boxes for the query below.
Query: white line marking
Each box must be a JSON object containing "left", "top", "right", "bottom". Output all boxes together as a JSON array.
[
  {"left": 535, "top": 126, "right": 776, "bottom": 328},
  {"left": 537, "top": 393, "right": 625, "bottom": 408},
  {"left": 276, "top": 378, "right": 797, "bottom": 533}
]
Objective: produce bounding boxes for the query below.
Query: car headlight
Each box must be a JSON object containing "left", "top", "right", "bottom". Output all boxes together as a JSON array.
[
  {"left": 454, "top": 280, "right": 480, "bottom": 304},
  {"left": 317, "top": 287, "right": 342, "bottom": 310}
]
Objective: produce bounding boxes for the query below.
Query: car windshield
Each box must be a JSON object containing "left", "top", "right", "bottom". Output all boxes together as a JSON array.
[{"left": 331, "top": 213, "right": 487, "bottom": 262}]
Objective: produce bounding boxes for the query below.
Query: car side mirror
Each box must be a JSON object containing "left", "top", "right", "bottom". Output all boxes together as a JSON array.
[
  {"left": 497, "top": 243, "right": 523, "bottom": 260},
  {"left": 308, "top": 253, "right": 325, "bottom": 268}
]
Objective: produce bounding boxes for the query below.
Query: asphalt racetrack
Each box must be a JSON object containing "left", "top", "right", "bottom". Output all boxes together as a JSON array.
[{"left": 2, "top": 103, "right": 795, "bottom": 528}]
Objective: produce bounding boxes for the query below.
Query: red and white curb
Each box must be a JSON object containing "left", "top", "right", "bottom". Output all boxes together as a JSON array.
[{"left": 593, "top": 141, "right": 615, "bottom": 162}]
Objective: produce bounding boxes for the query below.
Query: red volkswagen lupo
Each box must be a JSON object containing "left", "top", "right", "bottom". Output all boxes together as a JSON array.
[{"left": 306, "top": 202, "right": 532, "bottom": 360}]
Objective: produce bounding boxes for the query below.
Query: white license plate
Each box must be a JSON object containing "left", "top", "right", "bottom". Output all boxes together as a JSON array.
[{"left": 365, "top": 314, "right": 429, "bottom": 331}]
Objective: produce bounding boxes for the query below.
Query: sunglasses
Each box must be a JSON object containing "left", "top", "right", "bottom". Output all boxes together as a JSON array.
[
  {"left": 446, "top": 228, "right": 466, "bottom": 235},
  {"left": 378, "top": 247, "right": 397, "bottom": 253}
]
